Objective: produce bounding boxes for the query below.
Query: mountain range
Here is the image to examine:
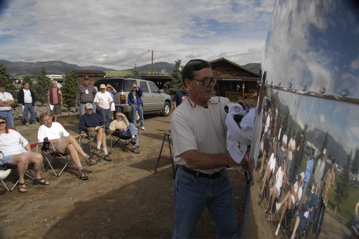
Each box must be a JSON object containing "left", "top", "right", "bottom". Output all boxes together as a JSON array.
[{"left": 0, "top": 59, "right": 260, "bottom": 77}]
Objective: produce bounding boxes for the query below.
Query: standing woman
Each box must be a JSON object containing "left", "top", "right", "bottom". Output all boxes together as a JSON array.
[
  {"left": 0, "top": 116, "right": 49, "bottom": 193},
  {"left": 106, "top": 84, "right": 117, "bottom": 120}
]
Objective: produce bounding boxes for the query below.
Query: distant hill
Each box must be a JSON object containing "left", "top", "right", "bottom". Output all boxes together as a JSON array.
[
  {"left": 242, "top": 63, "right": 261, "bottom": 74},
  {"left": 0, "top": 60, "right": 116, "bottom": 77},
  {"left": 124, "top": 62, "right": 176, "bottom": 74},
  {"left": 0, "top": 59, "right": 260, "bottom": 77}
]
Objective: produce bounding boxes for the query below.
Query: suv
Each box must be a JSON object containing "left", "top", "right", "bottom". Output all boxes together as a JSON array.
[{"left": 94, "top": 78, "right": 172, "bottom": 121}]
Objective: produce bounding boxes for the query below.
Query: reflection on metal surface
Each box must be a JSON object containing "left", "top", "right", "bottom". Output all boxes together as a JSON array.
[{"left": 250, "top": 0, "right": 359, "bottom": 238}]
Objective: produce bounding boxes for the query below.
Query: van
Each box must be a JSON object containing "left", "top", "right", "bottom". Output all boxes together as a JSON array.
[{"left": 94, "top": 78, "right": 172, "bottom": 122}]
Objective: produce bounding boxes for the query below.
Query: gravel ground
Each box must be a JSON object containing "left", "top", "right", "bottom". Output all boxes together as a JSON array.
[{"left": 0, "top": 113, "right": 248, "bottom": 239}]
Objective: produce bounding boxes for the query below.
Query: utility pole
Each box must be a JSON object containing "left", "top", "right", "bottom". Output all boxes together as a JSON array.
[{"left": 151, "top": 50, "right": 154, "bottom": 75}]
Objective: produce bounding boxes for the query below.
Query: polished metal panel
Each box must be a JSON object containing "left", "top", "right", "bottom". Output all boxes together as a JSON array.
[{"left": 251, "top": 0, "right": 359, "bottom": 238}]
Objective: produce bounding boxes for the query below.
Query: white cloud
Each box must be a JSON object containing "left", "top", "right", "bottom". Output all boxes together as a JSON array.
[{"left": 0, "top": 0, "right": 275, "bottom": 69}]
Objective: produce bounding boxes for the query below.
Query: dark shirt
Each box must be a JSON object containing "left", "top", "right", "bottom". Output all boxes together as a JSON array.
[
  {"left": 75, "top": 84, "right": 96, "bottom": 105},
  {"left": 17, "top": 88, "right": 36, "bottom": 105},
  {"left": 293, "top": 140, "right": 305, "bottom": 167},
  {"left": 173, "top": 90, "right": 189, "bottom": 107},
  {"left": 79, "top": 113, "right": 104, "bottom": 131}
]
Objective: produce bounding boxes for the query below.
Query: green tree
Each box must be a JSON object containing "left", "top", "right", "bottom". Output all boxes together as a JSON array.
[
  {"left": 22, "top": 75, "right": 33, "bottom": 86},
  {"left": 33, "top": 67, "right": 50, "bottom": 104},
  {"left": 334, "top": 153, "right": 350, "bottom": 209},
  {"left": 165, "top": 59, "right": 182, "bottom": 95},
  {"left": 132, "top": 65, "right": 140, "bottom": 78},
  {"left": 61, "top": 70, "right": 78, "bottom": 108},
  {"left": 0, "top": 63, "right": 17, "bottom": 97},
  {"left": 351, "top": 148, "right": 359, "bottom": 175}
]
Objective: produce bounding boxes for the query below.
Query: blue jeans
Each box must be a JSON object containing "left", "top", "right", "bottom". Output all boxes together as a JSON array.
[
  {"left": 23, "top": 103, "right": 37, "bottom": 124},
  {"left": 79, "top": 103, "right": 87, "bottom": 116},
  {"left": 290, "top": 165, "right": 299, "bottom": 186},
  {"left": 299, "top": 181, "right": 309, "bottom": 205},
  {"left": 113, "top": 123, "right": 139, "bottom": 146},
  {"left": 314, "top": 197, "right": 326, "bottom": 238},
  {"left": 92, "top": 102, "right": 97, "bottom": 114},
  {"left": 172, "top": 167, "right": 238, "bottom": 239},
  {"left": 279, "top": 149, "right": 285, "bottom": 166},
  {"left": 98, "top": 108, "right": 111, "bottom": 128},
  {"left": 0, "top": 111, "right": 14, "bottom": 128},
  {"left": 131, "top": 105, "right": 144, "bottom": 126}
]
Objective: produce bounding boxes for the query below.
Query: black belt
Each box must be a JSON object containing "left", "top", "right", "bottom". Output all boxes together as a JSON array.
[
  {"left": 81, "top": 102, "right": 92, "bottom": 104},
  {"left": 180, "top": 166, "right": 222, "bottom": 179},
  {"left": 0, "top": 110, "right": 12, "bottom": 112}
]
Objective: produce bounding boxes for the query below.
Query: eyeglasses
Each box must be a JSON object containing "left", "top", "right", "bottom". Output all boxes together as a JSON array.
[
  {"left": 0, "top": 121, "right": 6, "bottom": 124},
  {"left": 193, "top": 77, "right": 216, "bottom": 87},
  {"left": 116, "top": 115, "right": 123, "bottom": 118}
]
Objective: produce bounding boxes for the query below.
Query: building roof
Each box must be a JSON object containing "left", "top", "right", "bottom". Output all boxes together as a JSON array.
[{"left": 210, "top": 58, "right": 259, "bottom": 77}]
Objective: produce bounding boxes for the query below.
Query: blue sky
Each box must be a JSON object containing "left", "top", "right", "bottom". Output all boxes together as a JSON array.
[{"left": 0, "top": 0, "right": 275, "bottom": 70}]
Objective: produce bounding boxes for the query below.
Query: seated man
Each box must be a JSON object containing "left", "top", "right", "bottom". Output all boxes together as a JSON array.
[
  {"left": 79, "top": 103, "right": 111, "bottom": 161},
  {"left": 0, "top": 116, "right": 49, "bottom": 193},
  {"left": 260, "top": 148, "right": 277, "bottom": 197},
  {"left": 38, "top": 112, "right": 95, "bottom": 180},
  {"left": 266, "top": 157, "right": 286, "bottom": 221},
  {"left": 274, "top": 172, "right": 305, "bottom": 237},
  {"left": 290, "top": 184, "right": 319, "bottom": 239},
  {"left": 109, "top": 112, "right": 139, "bottom": 154}
]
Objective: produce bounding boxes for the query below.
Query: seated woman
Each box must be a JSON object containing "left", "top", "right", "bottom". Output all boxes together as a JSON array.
[
  {"left": 290, "top": 184, "right": 319, "bottom": 239},
  {"left": 109, "top": 112, "right": 139, "bottom": 154},
  {"left": 266, "top": 157, "right": 286, "bottom": 221},
  {"left": 274, "top": 172, "right": 304, "bottom": 237},
  {"left": 0, "top": 116, "right": 49, "bottom": 193}
]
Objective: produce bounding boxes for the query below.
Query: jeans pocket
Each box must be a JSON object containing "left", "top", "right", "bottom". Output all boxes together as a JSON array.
[{"left": 178, "top": 169, "right": 195, "bottom": 184}]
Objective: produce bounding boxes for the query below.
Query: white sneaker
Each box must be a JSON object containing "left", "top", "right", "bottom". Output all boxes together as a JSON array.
[
  {"left": 0, "top": 169, "right": 12, "bottom": 180},
  {"left": 276, "top": 202, "right": 281, "bottom": 212},
  {"left": 274, "top": 224, "right": 280, "bottom": 237},
  {"left": 141, "top": 126, "right": 145, "bottom": 130}
]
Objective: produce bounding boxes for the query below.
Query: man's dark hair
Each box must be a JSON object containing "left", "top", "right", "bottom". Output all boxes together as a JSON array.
[{"left": 182, "top": 59, "right": 211, "bottom": 85}]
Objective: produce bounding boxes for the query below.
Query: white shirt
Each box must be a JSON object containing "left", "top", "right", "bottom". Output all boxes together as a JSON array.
[
  {"left": 275, "top": 166, "right": 284, "bottom": 190},
  {"left": 171, "top": 97, "right": 230, "bottom": 174},
  {"left": 268, "top": 153, "right": 276, "bottom": 173},
  {"left": 287, "top": 137, "right": 296, "bottom": 160},
  {"left": 94, "top": 91, "right": 112, "bottom": 109},
  {"left": 23, "top": 89, "right": 33, "bottom": 103},
  {"left": 0, "top": 129, "right": 28, "bottom": 157},
  {"left": 38, "top": 122, "right": 70, "bottom": 142},
  {"left": 281, "top": 134, "right": 288, "bottom": 151},
  {"left": 0, "top": 92, "right": 14, "bottom": 110},
  {"left": 291, "top": 181, "right": 303, "bottom": 205}
]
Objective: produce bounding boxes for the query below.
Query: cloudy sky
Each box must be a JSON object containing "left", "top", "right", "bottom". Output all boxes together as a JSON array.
[{"left": 0, "top": 0, "right": 275, "bottom": 70}]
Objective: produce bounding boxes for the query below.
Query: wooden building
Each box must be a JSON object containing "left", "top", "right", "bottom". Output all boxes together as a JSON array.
[
  {"left": 73, "top": 70, "right": 106, "bottom": 86},
  {"left": 210, "top": 58, "right": 259, "bottom": 102}
]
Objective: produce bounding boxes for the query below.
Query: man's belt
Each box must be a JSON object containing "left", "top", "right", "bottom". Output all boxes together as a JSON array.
[
  {"left": 81, "top": 102, "right": 92, "bottom": 104},
  {"left": 180, "top": 165, "right": 222, "bottom": 179},
  {"left": 0, "top": 110, "right": 12, "bottom": 112}
]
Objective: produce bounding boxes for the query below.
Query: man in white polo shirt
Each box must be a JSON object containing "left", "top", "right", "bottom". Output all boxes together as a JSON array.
[{"left": 17, "top": 82, "right": 38, "bottom": 125}]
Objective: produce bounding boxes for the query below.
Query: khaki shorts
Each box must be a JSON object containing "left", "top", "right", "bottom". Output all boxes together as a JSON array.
[{"left": 50, "top": 104, "right": 62, "bottom": 115}]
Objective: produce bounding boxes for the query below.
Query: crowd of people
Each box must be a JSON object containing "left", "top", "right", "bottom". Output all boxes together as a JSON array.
[
  {"left": 258, "top": 105, "right": 337, "bottom": 239},
  {"left": 0, "top": 76, "right": 142, "bottom": 193}
]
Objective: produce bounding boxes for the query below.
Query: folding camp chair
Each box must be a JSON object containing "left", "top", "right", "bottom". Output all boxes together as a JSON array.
[
  {"left": 36, "top": 141, "right": 76, "bottom": 177},
  {"left": 79, "top": 128, "right": 112, "bottom": 156},
  {"left": 0, "top": 151, "right": 34, "bottom": 192},
  {"left": 110, "top": 126, "right": 140, "bottom": 153}
]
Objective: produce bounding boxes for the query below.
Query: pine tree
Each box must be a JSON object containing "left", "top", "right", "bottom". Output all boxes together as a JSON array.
[
  {"left": 0, "top": 63, "right": 16, "bottom": 97},
  {"left": 61, "top": 70, "right": 78, "bottom": 109},
  {"left": 351, "top": 148, "right": 359, "bottom": 175},
  {"left": 334, "top": 153, "right": 350, "bottom": 209},
  {"left": 33, "top": 67, "right": 51, "bottom": 104},
  {"left": 165, "top": 59, "right": 183, "bottom": 95}
]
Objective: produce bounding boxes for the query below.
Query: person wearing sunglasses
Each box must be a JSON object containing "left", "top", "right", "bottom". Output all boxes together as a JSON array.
[
  {"left": 128, "top": 84, "right": 145, "bottom": 130},
  {"left": 109, "top": 112, "right": 139, "bottom": 154},
  {"left": 0, "top": 116, "right": 50, "bottom": 193},
  {"left": 170, "top": 59, "right": 254, "bottom": 238}
]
